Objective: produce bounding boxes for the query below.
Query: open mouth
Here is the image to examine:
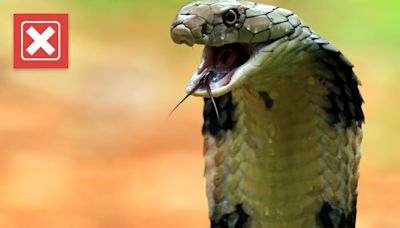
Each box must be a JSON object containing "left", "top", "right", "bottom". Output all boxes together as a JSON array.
[
  {"left": 197, "top": 44, "right": 250, "bottom": 89},
  {"left": 169, "top": 41, "right": 277, "bottom": 118},
  {"left": 187, "top": 42, "right": 270, "bottom": 97}
]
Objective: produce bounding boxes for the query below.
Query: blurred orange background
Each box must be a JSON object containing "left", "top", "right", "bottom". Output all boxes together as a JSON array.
[{"left": 0, "top": 0, "right": 399, "bottom": 227}]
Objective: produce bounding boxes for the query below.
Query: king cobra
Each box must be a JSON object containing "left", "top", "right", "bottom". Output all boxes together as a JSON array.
[{"left": 170, "top": 1, "right": 364, "bottom": 227}]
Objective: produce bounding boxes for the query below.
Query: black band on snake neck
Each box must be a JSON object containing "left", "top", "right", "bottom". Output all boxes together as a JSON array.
[
  {"left": 202, "top": 92, "right": 236, "bottom": 137},
  {"left": 316, "top": 39, "right": 364, "bottom": 129},
  {"left": 211, "top": 204, "right": 249, "bottom": 228},
  {"left": 317, "top": 200, "right": 357, "bottom": 228}
]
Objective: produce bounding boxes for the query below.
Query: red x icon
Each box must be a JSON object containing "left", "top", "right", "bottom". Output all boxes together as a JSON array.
[{"left": 14, "top": 14, "right": 68, "bottom": 68}]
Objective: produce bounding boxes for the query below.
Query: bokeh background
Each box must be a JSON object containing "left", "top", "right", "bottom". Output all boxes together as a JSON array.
[{"left": 0, "top": 0, "right": 399, "bottom": 227}]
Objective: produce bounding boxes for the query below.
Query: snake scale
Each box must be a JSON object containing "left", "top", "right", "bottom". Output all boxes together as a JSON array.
[{"left": 170, "top": 1, "right": 364, "bottom": 227}]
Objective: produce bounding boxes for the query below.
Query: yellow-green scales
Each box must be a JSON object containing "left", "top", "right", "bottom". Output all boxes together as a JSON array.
[{"left": 170, "top": 1, "right": 364, "bottom": 227}]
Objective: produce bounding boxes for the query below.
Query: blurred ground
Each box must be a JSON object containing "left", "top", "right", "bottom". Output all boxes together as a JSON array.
[{"left": 0, "top": 0, "right": 399, "bottom": 227}]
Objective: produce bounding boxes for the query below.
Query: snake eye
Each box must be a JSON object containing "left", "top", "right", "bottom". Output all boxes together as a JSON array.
[{"left": 223, "top": 9, "right": 239, "bottom": 26}]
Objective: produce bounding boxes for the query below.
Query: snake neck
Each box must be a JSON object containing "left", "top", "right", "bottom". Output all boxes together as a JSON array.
[{"left": 202, "top": 69, "right": 361, "bottom": 227}]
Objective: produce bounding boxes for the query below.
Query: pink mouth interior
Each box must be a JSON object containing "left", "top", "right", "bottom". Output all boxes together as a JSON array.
[{"left": 197, "top": 44, "right": 250, "bottom": 90}]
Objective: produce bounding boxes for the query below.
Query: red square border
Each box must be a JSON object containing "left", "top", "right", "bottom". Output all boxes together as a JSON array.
[{"left": 14, "top": 13, "right": 68, "bottom": 69}]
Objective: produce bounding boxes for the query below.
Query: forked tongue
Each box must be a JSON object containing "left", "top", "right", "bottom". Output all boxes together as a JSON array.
[{"left": 168, "top": 70, "right": 220, "bottom": 119}]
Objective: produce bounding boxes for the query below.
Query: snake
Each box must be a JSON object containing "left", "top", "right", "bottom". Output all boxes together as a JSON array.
[{"left": 170, "top": 1, "right": 364, "bottom": 227}]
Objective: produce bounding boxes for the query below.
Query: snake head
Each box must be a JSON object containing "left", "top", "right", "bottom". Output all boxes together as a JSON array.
[{"left": 171, "top": 0, "right": 300, "bottom": 97}]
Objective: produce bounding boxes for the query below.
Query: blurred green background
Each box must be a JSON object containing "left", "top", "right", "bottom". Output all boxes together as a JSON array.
[{"left": 0, "top": 0, "right": 399, "bottom": 227}]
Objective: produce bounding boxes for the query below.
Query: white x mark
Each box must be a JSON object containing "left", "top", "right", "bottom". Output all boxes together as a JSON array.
[{"left": 26, "top": 26, "right": 55, "bottom": 56}]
